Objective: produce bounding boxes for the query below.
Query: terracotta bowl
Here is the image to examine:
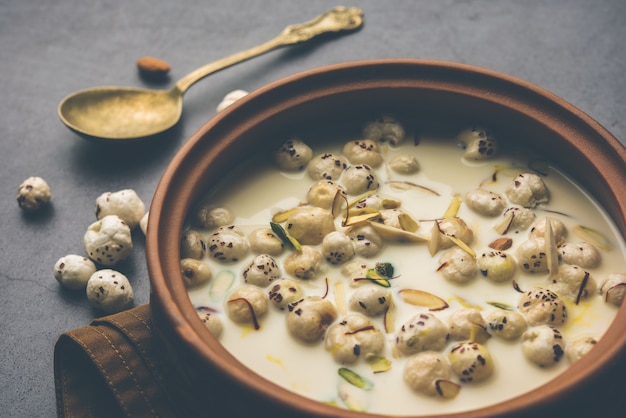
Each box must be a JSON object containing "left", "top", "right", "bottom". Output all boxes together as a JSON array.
[{"left": 147, "top": 59, "right": 626, "bottom": 417}]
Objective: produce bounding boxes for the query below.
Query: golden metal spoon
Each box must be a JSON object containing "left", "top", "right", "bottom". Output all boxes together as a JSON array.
[{"left": 58, "top": 7, "right": 363, "bottom": 141}]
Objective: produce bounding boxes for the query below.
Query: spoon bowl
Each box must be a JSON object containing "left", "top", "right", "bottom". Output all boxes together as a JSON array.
[
  {"left": 57, "top": 6, "right": 363, "bottom": 141},
  {"left": 59, "top": 86, "right": 182, "bottom": 139}
]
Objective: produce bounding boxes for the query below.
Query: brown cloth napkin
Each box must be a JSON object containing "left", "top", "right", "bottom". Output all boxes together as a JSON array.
[{"left": 54, "top": 304, "right": 231, "bottom": 418}]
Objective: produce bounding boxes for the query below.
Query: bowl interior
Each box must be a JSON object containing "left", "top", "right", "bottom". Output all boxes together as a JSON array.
[{"left": 147, "top": 59, "right": 626, "bottom": 417}]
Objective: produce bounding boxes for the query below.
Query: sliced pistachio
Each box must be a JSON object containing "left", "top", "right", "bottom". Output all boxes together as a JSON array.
[
  {"left": 398, "top": 288, "right": 449, "bottom": 311},
  {"left": 386, "top": 180, "right": 440, "bottom": 196},
  {"left": 365, "top": 353, "right": 392, "bottom": 373},
  {"left": 368, "top": 221, "right": 429, "bottom": 243},
  {"left": 338, "top": 367, "right": 373, "bottom": 390},
  {"left": 544, "top": 217, "right": 559, "bottom": 280},
  {"left": 380, "top": 198, "right": 402, "bottom": 209},
  {"left": 209, "top": 270, "right": 235, "bottom": 300},
  {"left": 269, "top": 221, "right": 302, "bottom": 252},
  {"left": 486, "top": 301, "right": 515, "bottom": 311},
  {"left": 443, "top": 194, "right": 463, "bottom": 219},
  {"left": 398, "top": 212, "right": 419, "bottom": 232},
  {"left": 493, "top": 210, "right": 515, "bottom": 235},
  {"left": 573, "top": 224, "right": 613, "bottom": 251},
  {"left": 488, "top": 237, "right": 513, "bottom": 251},
  {"left": 435, "top": 379, "right": 461, "bottom": 399},
  {"left": 374, "top": 262, "right": 394, "bottom": 278}
]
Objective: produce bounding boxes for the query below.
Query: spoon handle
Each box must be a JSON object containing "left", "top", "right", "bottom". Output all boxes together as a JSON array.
[{"left": 174, "top": 6, "right": 364, "bottom": 93}]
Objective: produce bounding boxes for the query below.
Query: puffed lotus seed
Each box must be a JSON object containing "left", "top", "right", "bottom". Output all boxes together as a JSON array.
[
  {"left": 216, "top": 89, "right": 248, "bottom": 113},
  {"left": 324, "top": 314, "right": 385, "bottom": 364},
  {"left": 197, "top": 310, "right": 223, "bottom": 338},
  {"left": 243, "top": 254, "right": 281, "bottom": 287},
  {"left": 362, "top": 115, "right": 406, "bottom": 146},
  {"left": 54, "top": 254, "right": 97, "bottom": 290},
  {"left": 17, "top": 176, "right": 51, "bottom": 212},
  {"left": 505, "top": 173, "right": 550, "bottom": 208},
  {"left": 273, "top": 138, "right": 313, "bottom": 172},
  {"left": 247, "top": 228, "right": 284, "bottom": 256},
  {"left": 95, "top": 189, "right": 146, "bottom": 230},
  {"left": 341, "top": 139, "right": 384, "bottom": 168},
  {"left": 448, "top": 341, "right": 494, "bottom": 382},
  {"left": 180, "top": 229, "right": 207, "bottom": 260},
  {"left": 180, "top": 258, "right": 212, "bottom": 288},
  {"left": 83, "top": 215, "right": 133, "bottom": 266},
  {"left": 286, "top": 296, "right": 337, "bottom": 343},
  {"left": 86, "top": 269, "right": 134, "bottom": 313},
  {"left": 268, "top": 278, "right": 303, "bottom": 310},
  {"left": 403, "top": 351, "right": 452, "bottom": 396},
  {"left": 139, "top": 211, "right": 149, "bottom": 235},
  {"left": 307, "top": 152, "right": 347, "bottom": 181},
  {"left": 521, "top": 325, "right": 565, "bottom": 367},
  {"left": 196, "top": 205, "right": 235, "bottom": 230},
  {"left": 457, "top": 126, "right": 497, "bottom": 160},
  {"left": 388, "top": 154, "right": 419, "bottom": 174}
]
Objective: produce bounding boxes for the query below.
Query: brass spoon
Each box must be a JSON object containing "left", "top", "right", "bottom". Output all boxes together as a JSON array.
[{"left": 58, "top": 7, "right": 363, "bottom": 141}]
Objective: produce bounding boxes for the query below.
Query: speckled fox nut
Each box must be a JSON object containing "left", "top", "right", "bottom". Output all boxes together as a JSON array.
[
  {"left": 505, "top": 173, "right": 550, "bottom": 208},
  {"left": 95, "top": 189, "right": 146, "bottom": 230},
  {"left": 83, "top": 215, "right": 133, "bottom": 266},
  {"left": 16, "top": 176, "right": 51, "bottom": 212},
  {"left": 54, "top": 254, "right": 97, "bottom": 290},
  {"left": 403, "top": 351, "right": 452, "bottom": 396},
  {"left": 324, "top": 314, "right": 385, "bottom": 364},
  {"left": 273, "top": 138, "right": 313, "bottom": 171},
  {"left": 86, "top": 269, "right": 134, "bottom": 313},
  {"left": 457, "top": 126, "right": 497, "bottom": 160},
  {"left": 216, "top": 89, "right": 248, "bottom": 113},
  {"left": 286, "top": 296, "right": 338, "bottom": 343}
]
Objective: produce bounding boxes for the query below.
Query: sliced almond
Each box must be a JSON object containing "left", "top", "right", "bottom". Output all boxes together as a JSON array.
[
  {"left": 493, "top": 210, "right": 515, "bottom": 235},
  {"left": 488, "top": 237, "right": 513, "bottom": 251},
  {"left": 368, "top": 221, "right": 429, "bottom": 243},
  {"left": 343, "top": 211, "right": 381, "bottom": 227},
  {"left": 442, "top": 194, "right": 462, "bottom": 219},
  {"left": 383, "top": 299, "right": 396, "bottom": 334},
  {"left": 334, "top": 281, "right": 347, "bottom": 316},
  {"left": 271, "top": 208, "right": 298, "bottom": 223},
  {"left": 398, "top": 289, "right": 449, "bottom": 311},
  {"left": 447, "top": 235, "right": 476, "bottom": 257},
  {"left": 435, "top": 379, "right": 461, "bottom": 399},
  {"left": 544, "top": 217, "right": 559, "bottom": 280},
  {"left": 428, "top": 221, "right": 441, "bottom": 256}
]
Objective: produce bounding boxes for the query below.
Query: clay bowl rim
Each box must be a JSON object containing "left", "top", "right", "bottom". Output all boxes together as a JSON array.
[{"left": 146, "top": 58, "right": 626, "bottom": 417}]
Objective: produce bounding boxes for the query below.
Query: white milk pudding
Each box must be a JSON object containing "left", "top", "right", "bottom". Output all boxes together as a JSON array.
[{"left": 184, "top": 117, "right": 626, "bottom": 415}]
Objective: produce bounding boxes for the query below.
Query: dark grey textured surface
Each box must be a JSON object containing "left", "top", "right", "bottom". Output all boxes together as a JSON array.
[{"left": 1, "top": 0, "right": 625, "bottom": 416}]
